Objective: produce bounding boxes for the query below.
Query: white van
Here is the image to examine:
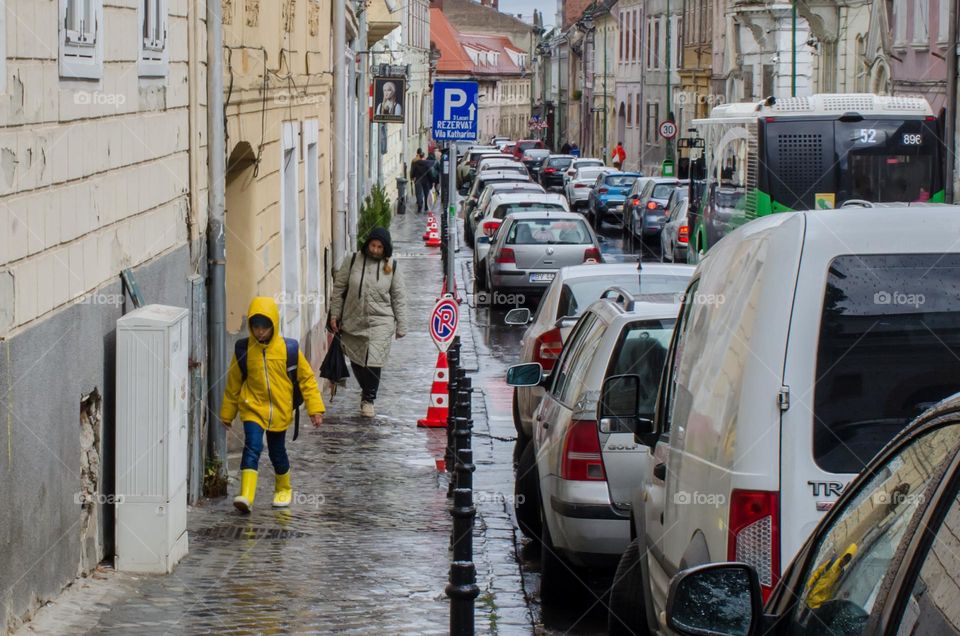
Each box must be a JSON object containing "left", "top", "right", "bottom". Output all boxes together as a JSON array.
[{"left": 608, "top": 206, "right": 960, "bottom": 635}]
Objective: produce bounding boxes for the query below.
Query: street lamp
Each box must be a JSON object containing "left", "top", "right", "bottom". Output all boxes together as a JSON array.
[{"left": 577, "top": 14, "right": 596, "bottom": 154}]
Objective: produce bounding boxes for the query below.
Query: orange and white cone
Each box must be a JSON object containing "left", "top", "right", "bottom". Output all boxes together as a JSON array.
[
  {"left": 425, "top": 229, "right": 442, "bottom": 247},
  {"left": 417, "top": 352, "right": 450, "bottom": 428}
]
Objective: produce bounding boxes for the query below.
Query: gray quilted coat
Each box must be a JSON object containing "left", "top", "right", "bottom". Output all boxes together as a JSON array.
[{"left": 329, "top": 231, "right": 409, "bottom": 368}]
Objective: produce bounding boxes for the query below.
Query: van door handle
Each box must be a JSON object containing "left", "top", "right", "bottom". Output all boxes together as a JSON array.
[{"left": 653, "top": 463, "right": 666, "bottom": 481}]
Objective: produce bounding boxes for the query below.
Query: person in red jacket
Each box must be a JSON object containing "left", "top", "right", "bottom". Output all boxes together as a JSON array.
[{"left": 612, "top": 142, "right": 626, "bottom": 170}]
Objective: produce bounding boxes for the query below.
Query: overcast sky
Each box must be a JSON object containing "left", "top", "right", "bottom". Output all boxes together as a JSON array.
[{"left": 497, "top": 0, "right": 557, "bottom": 29}]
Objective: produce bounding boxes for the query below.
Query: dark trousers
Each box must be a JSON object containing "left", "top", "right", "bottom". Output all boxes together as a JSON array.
[
  {"left": 240, "top": 421, "right": 289, "bottom": 473},
  {"left": 415, "top": 180, "right": 428, "bottom": 212},
  {"left": 351, "top": 362, "right": 383, "bottom": 402}
]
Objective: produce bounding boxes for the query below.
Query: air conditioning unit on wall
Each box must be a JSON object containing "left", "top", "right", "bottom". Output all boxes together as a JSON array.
[{"left": 115, "top": 304, "right": 190, "bottom": 573}]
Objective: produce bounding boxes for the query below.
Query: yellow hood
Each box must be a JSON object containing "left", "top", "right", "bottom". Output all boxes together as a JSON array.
[{"left": 247, "top": 296, "right": 282, "bottom": 344}]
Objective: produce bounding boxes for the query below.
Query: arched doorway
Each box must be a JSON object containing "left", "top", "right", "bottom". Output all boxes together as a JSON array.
[{"left": 224, "top": 142, "right": 258, "bottom": 336}]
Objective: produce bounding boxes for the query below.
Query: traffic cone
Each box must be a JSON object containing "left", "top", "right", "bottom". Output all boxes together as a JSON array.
[
  {"left": 425, "top": 229, "right": 442, "bottom": 247},
  {"left": 422, "top": 215, "right": 438, "bottom": 240},
  {"left": 417, "top": 352, "right": 450, "bottom": 428}
]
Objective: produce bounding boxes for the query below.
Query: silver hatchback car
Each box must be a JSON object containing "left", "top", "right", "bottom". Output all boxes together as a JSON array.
[
  {"left": 484, "top": 211, "right": 602, "bottom": 299},
  {"left": 507, "top": 290, "right": 680, "bottom": 603}
]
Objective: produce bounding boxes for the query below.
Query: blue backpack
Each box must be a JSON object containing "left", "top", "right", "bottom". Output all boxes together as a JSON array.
[{"left": 235, "top": 337, "right": 305, "bottom": 440}]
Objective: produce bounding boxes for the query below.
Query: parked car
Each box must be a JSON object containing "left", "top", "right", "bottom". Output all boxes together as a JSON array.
[
  {"left": 521, "top": 148, "right": 552, "bottom": 179},
  {"left": 456, "top": 147, "right": 501, "bottom": 188},
  {"left": 624, "top": 177, "right": 681, "bottom": 239},
  {"left": 461, "top": 172, "right": 533, "bottom": 245},
  {"left": 660, "top": 393, "right": 960, "bottom": 636},
  {"left": 660, "top": 198, "right": 690, "bottom": 263},
  {"left": 505, "top": 262, "right": 694, "bottom": 449},
  {"left": 490, "top": 135, "right": 511, "bottom": 147},
  {"left": 477, "top": 158, "right": 527, "bottom": 176},
  {"left": 465, "top": 180, "right": 545, "bottom": 246},
  {"left": 539, "top": 155, "right": 575, "bottom": 189},
  {"left": 588, "top": 172, "right": 643, "bottom": 229},
  {"left": 511, "top": 139, "right": 546, "bottom": 160},
  {"left": 473, "top": 192, "right": 569, "bottom": 277},
  {"left": 479, "top": 211, "right": 600, "bottom": 298},
  {"left": 622, "top": 177, "right": 655, "bottom": 237},
  {"left": 563, "top": 157, "right": 605, "bottom": 184},
  {"left": 564, "top": 166, "right": 609, "bottom": 210},
  {"left": 506, "top": 290, "right": 681, "bottom": 603},
  {"left": 608, "top": 206, "right": 960, "bottom": 635}
]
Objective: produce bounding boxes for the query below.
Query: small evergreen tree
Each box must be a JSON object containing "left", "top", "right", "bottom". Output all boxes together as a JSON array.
[{"left": 357, "top": 184, "right": 392, "bottom": 250}]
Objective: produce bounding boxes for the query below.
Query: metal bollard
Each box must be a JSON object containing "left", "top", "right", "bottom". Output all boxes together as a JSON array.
[
  {"left": 447, "top": 375, "right": 478, "bottom": 636},
  {"left": 445, "top": 338, "right": 461, "bottom": 492}
]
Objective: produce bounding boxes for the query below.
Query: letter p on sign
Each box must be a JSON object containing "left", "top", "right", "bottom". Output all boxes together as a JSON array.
[{"left": 444, "top": 89, "right": 467, "bottom": 120}]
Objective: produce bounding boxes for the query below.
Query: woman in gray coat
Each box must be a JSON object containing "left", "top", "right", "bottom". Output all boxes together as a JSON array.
[{"left": 328, "top": 228, "right": 409, "bottom": 418}]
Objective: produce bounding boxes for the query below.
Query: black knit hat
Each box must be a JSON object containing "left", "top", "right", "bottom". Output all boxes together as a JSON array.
[{"left": 364, "top": 227, "right": 393, "bottom": 259}]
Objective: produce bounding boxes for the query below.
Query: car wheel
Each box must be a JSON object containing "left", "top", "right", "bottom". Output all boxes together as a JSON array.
[
  {"left": 475, "top": 261, "right": 488, "bottom": 292},
  {"left": 608, "top": 537, "right": 652, "bottom": 636},
  {"left": 512, "top": 389, "right": 528, "bottom": 440},
  {"left": 515, "top": 440, "right": 541, "bottom": 541},
  {"left": 539, "top": 514, "right": 583, "bottom": 605}
]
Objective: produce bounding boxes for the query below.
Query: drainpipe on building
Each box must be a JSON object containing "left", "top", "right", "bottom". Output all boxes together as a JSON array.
[
  {"left": 334, "top": 0, "right": 348, "bottom": 265},
  {"left": 205, "top": 0, "right": 228, "bottom": 491},
  {"left": 946, "top": 0, "right": 958, "bottom": 202},
  {"left": 357, "top": 5, "right": 368, "bottom": 222}
]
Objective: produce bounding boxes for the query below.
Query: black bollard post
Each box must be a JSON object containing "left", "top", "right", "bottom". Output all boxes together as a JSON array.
[
  {"left": 445, "top": 338, "right": 460, "bottom": 490},
  {"left": 447, "top": 376, "right": 478, "bottom": 636},
  {"left": 440, "top": 208, "right": 449, "bottom": 284}
]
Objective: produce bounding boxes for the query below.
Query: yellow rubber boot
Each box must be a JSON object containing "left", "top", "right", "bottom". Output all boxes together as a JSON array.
[
  {"left": 233, "top": 469, "right": 258, "bottom": 513},
  {"left": 273, "top": 471, "right": 293, "bottom": 508}
]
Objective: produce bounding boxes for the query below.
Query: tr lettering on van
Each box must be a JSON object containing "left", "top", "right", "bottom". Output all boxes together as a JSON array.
[{"left": 808, "top": 480, "right": 847, "bottom": 497}]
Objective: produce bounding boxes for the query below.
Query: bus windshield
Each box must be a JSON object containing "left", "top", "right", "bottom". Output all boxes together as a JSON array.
[{"left": 837, "top": 119, "right": 939, "bottom": 203}]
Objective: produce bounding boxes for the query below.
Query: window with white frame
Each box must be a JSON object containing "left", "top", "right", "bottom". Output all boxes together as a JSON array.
[
  {"left": 939, "top": 0, "right": 950, "bottom": 44},
  {"left": 139, "top": 0, "right": 169, "bottom": 77},
  {"left": 912, "top": 0, "right": 929, "bottom": 46},
  {"left": 60, "top": 0, "right": 103, "bottom": 79},
  {"left": 893, "top": 0, "right": 908, "bottom": 46},
  {"left": 303, "top": 120, "right": 323, "bottom": 328},
  {"left": 280, "top": 121, "right": 302, "bottom": 342}
]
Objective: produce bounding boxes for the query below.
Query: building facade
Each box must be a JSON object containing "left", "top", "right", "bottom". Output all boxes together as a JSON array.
[
  {"left": 0, "top": 0, "right": 206, "bottom": 630},
  {"left": 639, "top": 0, "right": 682, "bottom": 174},
  {"left": 616, "top": 0, "right": 645, "bottom": 172}
]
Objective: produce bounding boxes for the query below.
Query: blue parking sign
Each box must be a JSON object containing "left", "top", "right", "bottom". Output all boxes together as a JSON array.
[{"left": 432, "top": 81, "right": 479, "bottom": 141}]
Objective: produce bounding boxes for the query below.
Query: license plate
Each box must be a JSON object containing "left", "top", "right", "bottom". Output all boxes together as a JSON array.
[{"left": 529, "top": 272, "right": 556, "bottom": 283}]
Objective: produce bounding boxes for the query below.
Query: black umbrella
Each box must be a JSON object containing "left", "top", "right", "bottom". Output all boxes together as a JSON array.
[{"left": 319, "top": 335, "right": 351, "bottom": 399}]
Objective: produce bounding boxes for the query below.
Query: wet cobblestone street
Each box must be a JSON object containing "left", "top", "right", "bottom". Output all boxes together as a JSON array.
[{"left": 18, "top": 210, "right": 537, "bottom": 635}]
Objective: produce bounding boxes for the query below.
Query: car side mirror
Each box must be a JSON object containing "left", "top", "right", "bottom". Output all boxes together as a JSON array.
[
  {"left": 666, "top": 563, "right": 764, "bottom": 636},
  {"left": 504, "top": 308, "right": 532, "bottom": 325},
  {"left": 506, "top": 363, "right": 544, "bottom": 387},
  {"left": 600, "top": 374, "right": 656, "bottom": 444}
]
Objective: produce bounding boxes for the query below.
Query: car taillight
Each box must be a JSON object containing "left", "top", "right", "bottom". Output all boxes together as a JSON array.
[
  {"left": 678, "top": 225, "right": 689, "bottom": 243},
  {"left": 495, "top": 247, "right": 515, "bottom": 264},
  {"left": 646, "top": 201, "right": 658, "bottom": 210},
  {"left": 533, "top": 327, "right": 563, "bottom": 371},
  {"left": 583, "top": 247, "right": 601, "bottom": 262},
  {"left": 728, "top": 490, "right": 780, "bottom": 604},
  {"left": 482, "top": 220, "right": 501, "bottom": 236},
  {"left": 598, "top": 187, "right": 609, "bottom": 194},
  {"left": 575, "top": 183, "right": 588, "bottom": 188},
  {"left": 544, "top": 167, "right": 557, "bottom": 173},
  {"left": 560, "top": 419, "right": 606, "bottom": 481}
]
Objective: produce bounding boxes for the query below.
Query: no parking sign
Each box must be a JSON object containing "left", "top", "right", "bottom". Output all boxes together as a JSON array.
[{"left": 430, "top": 295, "right": 459, "bottom": 352}]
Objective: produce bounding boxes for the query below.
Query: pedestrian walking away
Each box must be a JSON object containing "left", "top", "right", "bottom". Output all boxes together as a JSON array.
[
  {"left": 220, "top": 296, "right": 326, "bottom": 513},
  {"left": 409, "top": 150, "right": 432, "bottom": 213},
  {"left": 328, "top": 228, "right": 410, "bottom": 418},
  {"left": 560, "top": 141, "right": 571, "bottom": 154}
]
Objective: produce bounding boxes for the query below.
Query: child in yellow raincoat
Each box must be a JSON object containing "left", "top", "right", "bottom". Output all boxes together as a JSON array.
[{"left": 221, "top": 297, "right": 326, "bottom": 513}]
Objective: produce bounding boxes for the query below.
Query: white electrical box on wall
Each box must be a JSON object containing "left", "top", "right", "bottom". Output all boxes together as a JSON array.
[{"left": 115, "top": 304, "right": 190, "bottom": 573}]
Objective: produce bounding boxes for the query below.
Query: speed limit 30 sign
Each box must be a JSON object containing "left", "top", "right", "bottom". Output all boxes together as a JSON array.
[{"left": 659, "top": 120, "right": 678, "bottom": 140}]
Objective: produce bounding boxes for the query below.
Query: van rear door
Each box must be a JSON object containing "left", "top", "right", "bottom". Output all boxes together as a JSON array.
[{"left": 781, "top": 250, "right": 960, "bottom": 566}]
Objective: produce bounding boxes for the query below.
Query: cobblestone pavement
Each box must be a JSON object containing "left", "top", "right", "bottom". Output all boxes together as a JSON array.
[{"left": 18, "top": 207, "right": 538, "bottom": 636}]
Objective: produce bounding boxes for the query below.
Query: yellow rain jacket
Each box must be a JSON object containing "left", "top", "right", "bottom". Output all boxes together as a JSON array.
[{"left": 220, "top": 297, "right": 325, "bottom": 432}]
